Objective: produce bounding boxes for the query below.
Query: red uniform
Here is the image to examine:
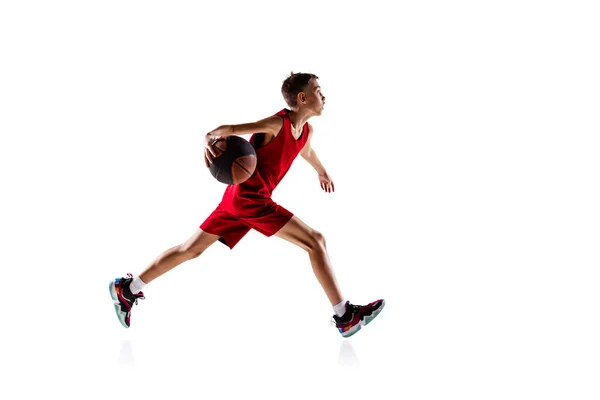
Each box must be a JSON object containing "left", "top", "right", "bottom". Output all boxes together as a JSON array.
[{"left": 200, "top": 109, "right": 310, "bottom": 248}]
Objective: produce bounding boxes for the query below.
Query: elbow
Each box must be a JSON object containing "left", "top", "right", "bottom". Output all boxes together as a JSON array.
[{"left": 301, "top": 149, "right": 312, "bottom": 160}]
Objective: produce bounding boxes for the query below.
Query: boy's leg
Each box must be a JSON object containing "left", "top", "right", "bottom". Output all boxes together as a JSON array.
[
  {"left": 274, "top": 215, "right": 385, "bottom": 338},
  {"left": 109, "top": 229, "right": 220, "bottom": 328},
  {"left": 139, "top": 228, "right": 220, "bottom": 284},
  {"left": 274, "top": 216, "right": 343, "bottom": 306}
]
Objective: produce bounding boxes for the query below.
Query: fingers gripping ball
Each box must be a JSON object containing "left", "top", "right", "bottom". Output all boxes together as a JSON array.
[{"left": 209, "top": 136, "right": 257, "bottom": 185}]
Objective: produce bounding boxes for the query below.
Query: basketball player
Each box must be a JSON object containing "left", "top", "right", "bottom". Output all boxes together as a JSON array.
[{"left": 109, "top": 73, "right": 385, "bottom": 338}]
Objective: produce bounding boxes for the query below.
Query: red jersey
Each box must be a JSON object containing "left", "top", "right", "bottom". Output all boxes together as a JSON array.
[{"left": 219, "top": 109, "right": 309, "bottom": 216}]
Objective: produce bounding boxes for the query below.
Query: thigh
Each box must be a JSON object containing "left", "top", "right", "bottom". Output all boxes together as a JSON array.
[
  {"left": 273, "top": 215, "right": 323, "bottom": 251},
  {"left": 180, "top": 228, "right": 220, "bottom": 255}
]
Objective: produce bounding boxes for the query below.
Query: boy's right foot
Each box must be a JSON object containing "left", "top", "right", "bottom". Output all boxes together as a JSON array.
[
  {"left": 109, "top": 273, "right": 145, "bottom": 328},
  {"left": 332, "top": 299, "right": 385, "bottom": 338}
]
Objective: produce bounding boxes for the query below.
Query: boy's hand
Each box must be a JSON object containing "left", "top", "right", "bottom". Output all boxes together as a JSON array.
[
  {"left": 204, "top": 134, "right": 223, "bottom": 167},
  {"left": 319, "top": 171, "right": 335, "bottom": 193}
]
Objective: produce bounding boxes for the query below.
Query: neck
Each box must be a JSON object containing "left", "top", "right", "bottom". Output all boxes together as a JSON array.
[{"left": 287, "top": 108, "right": 313, "bottom": 131}]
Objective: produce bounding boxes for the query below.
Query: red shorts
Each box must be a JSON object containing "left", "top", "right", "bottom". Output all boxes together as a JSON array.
[{"left": 200, "top": 202, "right": 293, "bottom": 249}]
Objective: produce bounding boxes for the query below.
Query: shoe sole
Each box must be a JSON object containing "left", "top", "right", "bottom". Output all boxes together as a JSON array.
[
  {"left": 341, "top": 299, "right": 386, "bottom": 338},
  {"left": 108, "top": 280, "right": 130, "bottom": 329}
]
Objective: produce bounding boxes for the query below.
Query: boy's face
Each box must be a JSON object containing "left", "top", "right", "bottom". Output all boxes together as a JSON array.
[{"left": 300, "top": 78, "right": 326, "bottom": 115}]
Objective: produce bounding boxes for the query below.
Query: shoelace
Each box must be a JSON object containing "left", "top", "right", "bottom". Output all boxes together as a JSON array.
[{"left": 129, "top": 290, "right": 145, "bottom": 305}]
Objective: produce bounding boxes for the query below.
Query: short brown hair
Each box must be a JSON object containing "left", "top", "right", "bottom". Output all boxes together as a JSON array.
[{"left": 281, "top": 72, "right": 319, "bottom": 108}]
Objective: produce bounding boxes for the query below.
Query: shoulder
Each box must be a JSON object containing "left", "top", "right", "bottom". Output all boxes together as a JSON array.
[{"left": 256, "top": 115, "right": 284, "bottom": 135}]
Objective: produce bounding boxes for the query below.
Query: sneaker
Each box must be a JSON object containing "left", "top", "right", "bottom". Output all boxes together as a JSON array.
[
  {"left": 331, "top": 299, "right": 385, "bottom": 338},
  {"left": 109, "top": 273, "right": 145, "bottom": 328}
]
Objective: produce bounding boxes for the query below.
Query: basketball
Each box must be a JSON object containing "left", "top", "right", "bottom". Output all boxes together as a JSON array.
[{"left": 208, "top": 136, "right": 257, "bottom": 185}]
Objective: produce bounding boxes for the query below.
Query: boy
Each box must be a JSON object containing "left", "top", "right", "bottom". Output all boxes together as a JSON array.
[{"left": 109, "top": 72, "right": 385, "bottom": 338}]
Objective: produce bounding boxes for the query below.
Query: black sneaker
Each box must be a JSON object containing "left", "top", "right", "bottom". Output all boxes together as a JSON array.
[
  {"left": 108, "top": 273, "right": 145, "bottom": 328},
  {"left": 331, "top": 299, "right": 385, "bottom": 338}
]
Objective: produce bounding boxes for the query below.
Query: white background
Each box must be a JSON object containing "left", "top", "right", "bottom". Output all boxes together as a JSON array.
[{"left": 1, "top": 1, "right": 599, "bottom": 399}]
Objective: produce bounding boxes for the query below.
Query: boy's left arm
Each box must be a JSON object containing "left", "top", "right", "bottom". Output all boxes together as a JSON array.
[{"left": 300, "top": 123, "right": 334, "bottom": 193}]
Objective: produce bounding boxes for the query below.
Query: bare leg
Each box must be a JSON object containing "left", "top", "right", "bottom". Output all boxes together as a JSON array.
[
  {"left": 275, "top": 216, "right": 343, "bottom": 306},
  {"left": 139, "top": 229, "right": 220, "bottom": 284}
]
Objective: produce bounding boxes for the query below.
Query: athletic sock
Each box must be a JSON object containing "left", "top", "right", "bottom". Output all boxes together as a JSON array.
[
  {"left": 333, "top": 299, "right": 348, "bottom": 317},
  {"left": 129, "top": 276, "right": 146, "bottom": 295}
]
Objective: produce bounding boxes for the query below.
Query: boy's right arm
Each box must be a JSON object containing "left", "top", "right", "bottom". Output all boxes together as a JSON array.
[{"left": 204, "top": 116, "right": 283, "bottom": 166}]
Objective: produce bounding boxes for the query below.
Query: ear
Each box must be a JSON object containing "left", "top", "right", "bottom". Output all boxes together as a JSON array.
[{"left": 297, "top": 92, "right": 306, "bottom": 104}]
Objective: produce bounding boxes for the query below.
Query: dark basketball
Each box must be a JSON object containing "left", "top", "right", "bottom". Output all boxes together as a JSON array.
[{"left": 208, "top": 136, "right": 257, "bottom": 185}]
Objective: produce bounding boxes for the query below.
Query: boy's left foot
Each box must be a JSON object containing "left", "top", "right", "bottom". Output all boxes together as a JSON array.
[
  {"left": 332, "top": 299, "right": 385, "bottom": 338},
  {"left": 109, "top": 273, "right": 145, "bottom": 328}
]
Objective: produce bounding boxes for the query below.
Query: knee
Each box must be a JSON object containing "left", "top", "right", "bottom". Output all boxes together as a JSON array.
[{"left": 307, "top": 230, "right": 327, "bottom": 252}]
